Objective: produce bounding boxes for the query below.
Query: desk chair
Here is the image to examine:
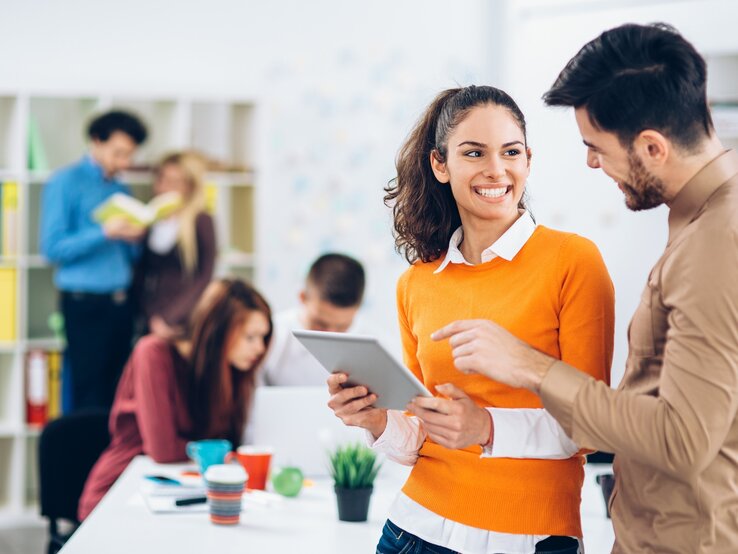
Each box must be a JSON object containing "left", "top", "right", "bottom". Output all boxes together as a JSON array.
[{"left": 38, "top": 409, "right": 111, "bottom": 554}]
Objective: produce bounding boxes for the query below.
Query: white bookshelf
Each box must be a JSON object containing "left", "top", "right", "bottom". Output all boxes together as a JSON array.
[{"left": 0, "top": 92, "right": 260, "bottom": 517}]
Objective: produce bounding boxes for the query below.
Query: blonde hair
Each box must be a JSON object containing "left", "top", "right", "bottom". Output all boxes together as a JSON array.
[{"left": 156, "top": 151, "right": 208, "bottom": 275}]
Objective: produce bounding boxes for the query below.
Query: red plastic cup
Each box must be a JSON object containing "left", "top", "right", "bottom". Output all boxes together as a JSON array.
[{"left": 231, "top": 446, "right": 272, "bottom": 490}]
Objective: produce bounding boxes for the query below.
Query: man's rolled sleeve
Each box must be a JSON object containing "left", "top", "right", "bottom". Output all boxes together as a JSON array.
[{"left": 539, "top": 360, "right": 591, "bottom": 438}]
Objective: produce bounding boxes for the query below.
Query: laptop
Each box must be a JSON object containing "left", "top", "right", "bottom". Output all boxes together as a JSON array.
[{"left": 246, "top": 386, "right": 367, "bottom": 477}]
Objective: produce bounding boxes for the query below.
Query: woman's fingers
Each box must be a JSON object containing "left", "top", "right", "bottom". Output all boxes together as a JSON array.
[
  {"left": 334, "top": 393, "right": 377, "bottom": 418},
  {"left": 326, "top": 372, "right": 348, "bottom": 394}
]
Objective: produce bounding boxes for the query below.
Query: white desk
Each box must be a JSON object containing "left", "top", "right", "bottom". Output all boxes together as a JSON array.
[{"left": 60, "top": 457, "right": 614, "bottom": 553}]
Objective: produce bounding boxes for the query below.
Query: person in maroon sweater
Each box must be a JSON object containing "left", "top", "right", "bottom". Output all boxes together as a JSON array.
[
  {"left": 78, "top": 278, "right": 272, "bottom": 520},
  {"left": 135, "top": 151, "right": 217, "bottom": 340}
]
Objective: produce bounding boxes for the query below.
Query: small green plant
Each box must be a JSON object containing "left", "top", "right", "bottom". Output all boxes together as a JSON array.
[{"left": 329, "top": 443, "right": 381, "bottom": 489}]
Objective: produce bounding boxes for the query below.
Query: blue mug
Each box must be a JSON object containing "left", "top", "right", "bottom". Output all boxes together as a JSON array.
[{"left": 186, "top": 439, "right": 233, "bottom": 475}]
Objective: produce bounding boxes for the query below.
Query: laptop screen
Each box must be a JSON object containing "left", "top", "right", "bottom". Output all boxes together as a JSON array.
[{"left": 246, "top": 386, "right": 367, "bottom": 477}]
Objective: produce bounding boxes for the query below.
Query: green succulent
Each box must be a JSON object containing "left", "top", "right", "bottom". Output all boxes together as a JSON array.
[{"left": 328, "top": 443, "right": 381, "bottom": 489}]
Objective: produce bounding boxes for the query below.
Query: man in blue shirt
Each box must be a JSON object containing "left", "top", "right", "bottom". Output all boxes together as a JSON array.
[{"left": 41, "top": 110, "right": 148, "bottom": 411}]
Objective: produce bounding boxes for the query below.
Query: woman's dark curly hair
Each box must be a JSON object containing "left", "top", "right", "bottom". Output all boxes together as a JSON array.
[{"left": 384, "top": 85, "right": 529, "bottom": 264}]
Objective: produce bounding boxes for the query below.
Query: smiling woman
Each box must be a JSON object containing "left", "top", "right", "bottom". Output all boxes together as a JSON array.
[{"left": 326, "top": 85, "right": 615, "bottom": 554}]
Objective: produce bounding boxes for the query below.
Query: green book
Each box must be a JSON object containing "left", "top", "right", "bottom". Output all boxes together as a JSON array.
[
  {"left": 27, "top": 115, "right": 48, "bottom": 171},
  {"left": 93, "top": 191, "right": 182, "bottom": 227}
]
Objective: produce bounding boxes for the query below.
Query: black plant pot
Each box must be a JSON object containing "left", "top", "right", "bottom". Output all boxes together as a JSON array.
[
  {"left": 334, "top": 485, "right": 373, "bottom": 522},
  {"left": 596, "top": 473, "right": 615, "bottom": 519}
]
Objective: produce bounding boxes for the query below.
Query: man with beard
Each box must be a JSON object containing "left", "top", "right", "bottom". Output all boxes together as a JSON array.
[{"left": 425, "top": 23, "right": 738, "bottom": 553}]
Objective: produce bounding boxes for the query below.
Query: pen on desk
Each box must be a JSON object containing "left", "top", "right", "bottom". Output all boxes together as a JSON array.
[{"left": 175, "top": 496, "right": 207, "bottom": 506}]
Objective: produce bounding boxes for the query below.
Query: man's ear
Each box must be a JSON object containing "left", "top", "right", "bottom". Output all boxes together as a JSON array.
[
  {"left": 430, "top": 150, "right": 450, "bottom": 184},
  {"left": 634, "top": 129, "right": 670, "bottom": 168},
  {"left": 299, "top": 289, "right": 307, "bottom": 305}
]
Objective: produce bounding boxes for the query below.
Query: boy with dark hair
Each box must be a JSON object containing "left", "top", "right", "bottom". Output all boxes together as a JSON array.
[
  {"left": 41, "top": 109, "right": 148, "bottom": 411},
  {"left": 261, "top": 253, "right": 365, "bottom": 386},
  {"left": 432, "top": 23, "right": 738, "bottom": 552}
]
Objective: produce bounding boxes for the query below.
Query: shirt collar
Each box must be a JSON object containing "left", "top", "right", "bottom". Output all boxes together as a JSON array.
[
  {"left": 434, "top": 210, "right": 537, "bottom": 274},
  {"left": 82, "top": 154, "right": 116, "bottom": 183},
  {"left": 667, "top": 149, "right": 738, "bottom": 243}
]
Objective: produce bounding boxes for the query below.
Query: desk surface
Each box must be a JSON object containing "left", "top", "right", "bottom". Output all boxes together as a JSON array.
[{"left": 60, "top": 457, "right": 614, "bottom": 553}]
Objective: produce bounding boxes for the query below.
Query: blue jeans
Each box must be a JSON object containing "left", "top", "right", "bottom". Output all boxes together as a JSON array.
[
  {"left": 376, "top": 520, "right": 458, "bottom": 554},
  {"left": 375, "top": 520, "right": 580, "bottom": 554}
]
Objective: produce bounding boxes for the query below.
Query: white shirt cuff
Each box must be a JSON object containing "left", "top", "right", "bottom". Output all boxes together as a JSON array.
[
  {"left": 365, "top": 410, "right": 425, "bottom": 466},
  {"left": 481, "top": 408, "right": 579, "bottom": 459}
]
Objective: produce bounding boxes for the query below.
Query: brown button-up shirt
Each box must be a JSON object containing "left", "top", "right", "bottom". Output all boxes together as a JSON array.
[{"left": 540, "top": 150, "right": 738, "bottom": 553}]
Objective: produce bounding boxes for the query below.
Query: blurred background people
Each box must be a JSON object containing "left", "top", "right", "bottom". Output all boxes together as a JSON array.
[
  {"left": 261, "top": 253, "right": 365, "bottom": 386},
  {"left": 78, "top": 278, "right": 272, "bottom": 520},
  {"left": 40, "top": 110, "right": 148, "bottom": 412},
  {"left": 134, "top": 151, "right": 217, "bottom": 340}
]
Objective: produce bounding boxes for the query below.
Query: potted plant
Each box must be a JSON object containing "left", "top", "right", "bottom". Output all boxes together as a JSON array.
[{"left": 329, "top": 442, "right": 381, "bottom": 522}]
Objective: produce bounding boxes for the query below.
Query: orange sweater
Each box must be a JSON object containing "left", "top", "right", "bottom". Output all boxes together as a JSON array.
[{"left": 397, "top": 225, "right": 614, "bottom": 537}]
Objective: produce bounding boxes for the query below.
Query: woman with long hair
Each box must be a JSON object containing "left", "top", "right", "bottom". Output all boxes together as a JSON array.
[
  {"left": 135, "top": 150, "right": 216, "bottom": 339},
  {"left": 327, "top": 86, "right": 614, "bottom": 553},
  {"left": 78, "top": 278, "right": 272, "bottom": 520}
]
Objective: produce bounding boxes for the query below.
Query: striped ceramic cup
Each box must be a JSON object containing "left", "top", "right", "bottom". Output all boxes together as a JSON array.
[{"left": 204, "top": 464, "right": 248, "bottom": 525}]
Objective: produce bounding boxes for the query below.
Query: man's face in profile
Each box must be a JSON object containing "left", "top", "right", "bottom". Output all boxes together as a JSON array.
[
  {"left": 574, "top": 108, "right": 667, "bottom": 211},
  {"left": 300, "top": 289, "right": 359, "bottom": 333},
  {"left": 91, "top": 131, "right": 137, "bottom": 178}
]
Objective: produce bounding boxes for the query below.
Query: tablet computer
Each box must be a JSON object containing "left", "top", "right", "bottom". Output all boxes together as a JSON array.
[{"left": 292, "top": 330, "right": 432, "bottom": 410}]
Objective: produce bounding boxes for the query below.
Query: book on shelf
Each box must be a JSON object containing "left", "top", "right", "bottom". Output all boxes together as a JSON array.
[
  {"left": 1, "top": 181, "right": 19, "bottom": 256},
  {"left": 25, "top": 348, "right": 64, "bottom": 426},
  {"left": 92, "top": 191, "right": 182, "bottom": 227},
  {"left": 0, "top": 267, "right": 16, "bottom": 341},
  {"left": 27, "top": 115, "right": 49, "bottom": 171},
  {"left": 204, "top": 182, "right": 218, "bottom": 214},
  {"left": 26, "top": 350, "right": 48, "bottom": 427},
  {"left": 47, "top": 351, "right": 63, "bottom": 420}
]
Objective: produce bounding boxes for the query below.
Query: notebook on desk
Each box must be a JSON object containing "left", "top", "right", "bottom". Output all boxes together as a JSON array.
[{"left": 247, "top": 386, "right": 366, "bottom": 477}]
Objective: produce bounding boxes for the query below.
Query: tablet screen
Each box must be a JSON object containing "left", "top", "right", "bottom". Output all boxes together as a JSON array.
[{"left": 292, "top": 330, "right": 432, "bottom": 410}]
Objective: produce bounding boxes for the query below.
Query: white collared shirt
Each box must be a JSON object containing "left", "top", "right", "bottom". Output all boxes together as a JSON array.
[
  {"left": 434, "top": 210, "right": 537, "bottom": 273},
  {"left": 369, "top": 212, "right": 581, "bottom": 554}
]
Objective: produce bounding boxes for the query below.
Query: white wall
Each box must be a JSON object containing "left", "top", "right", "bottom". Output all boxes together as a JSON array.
[{"left": 0, "top": 0, "right": 498, "bottom": 355}]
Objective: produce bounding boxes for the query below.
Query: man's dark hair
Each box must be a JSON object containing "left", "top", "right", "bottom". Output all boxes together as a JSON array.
[
  {"left": 543, "top": 23, "right": 713, "bottom": 150},
  {"left": 87, "top": 110, "right": 148, "bottom": 145},
  {"left": 306, "top": 253, "right": 365, "bottom": 307}
]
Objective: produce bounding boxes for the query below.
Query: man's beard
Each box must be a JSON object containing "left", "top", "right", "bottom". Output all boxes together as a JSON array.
[{"left": 621, "top": 149, "right": 667, "bottom": 211}]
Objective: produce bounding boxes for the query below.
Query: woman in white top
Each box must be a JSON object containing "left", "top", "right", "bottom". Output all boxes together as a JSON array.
[
  {"left": 134, "top": 151, "right": 216, "bottom": 339},
  {"left": 327, "top": 86, "right": 614, "bottom": 554}
]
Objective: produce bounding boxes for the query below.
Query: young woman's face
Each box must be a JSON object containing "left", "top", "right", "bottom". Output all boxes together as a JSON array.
[
  {"left": 228, "top": 311, "right": 270, "bottom": 371},
  {"left": 431, "top": 104, "right": 531, "bottom": 226},
  {"left": 154, "top": 163, "right": 191, "bottom": 198}
]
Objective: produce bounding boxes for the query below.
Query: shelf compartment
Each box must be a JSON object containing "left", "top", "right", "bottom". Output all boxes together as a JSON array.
[
  {"left": 229, "top": 186, "right": 254, "bottom": 255},
  {"left": 0, "top": 354, "right": 20, "bottom": 429},
  {"left": 26, "top": 182, "right": 43, "bottom": 256},
  {"left": 109, "top": 98, "right": 180, "bottom": 168},
  {"left": 0, "top": 96, "right": 20, "bottom": 171},
  {"left": 0, "top": 437, "right": 14, "bottom": 510},
  {"left": 29, "top": 96, "right": 99, "bottom": 171},
  {"left": 27, "top": 266, "right": 59, "bottom": 340},
  {"left": 191, "top": 102, "right": 255, "bottom": 171},
  {"left": 24, "top": 435, "right": 39, "bottom": 507}
]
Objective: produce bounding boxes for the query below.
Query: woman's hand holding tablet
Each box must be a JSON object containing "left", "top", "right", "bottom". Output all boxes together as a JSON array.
[
  {"left": 326, "top": 372, "right": 388, "bottom": 439},
  {"left": 292, "top": 330, "right": 433, "bottom": 411}
]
